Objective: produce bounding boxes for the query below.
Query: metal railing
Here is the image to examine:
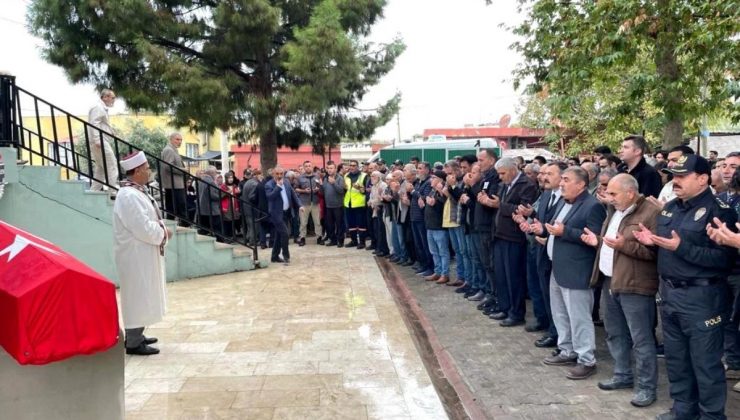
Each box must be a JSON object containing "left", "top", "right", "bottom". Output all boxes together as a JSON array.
[{"left": 0, "top": 75, "right": 266, "bottom": 262}]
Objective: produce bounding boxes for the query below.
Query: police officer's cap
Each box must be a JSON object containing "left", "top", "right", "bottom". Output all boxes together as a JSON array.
[
  {"left": 393, "top": 159, "right": 403, "bottom": 165},
  {"left": 661, "top": 154, "right": 711, "bottom": 176},
  {"left": 377, "top": 159, "right": 385, "bottom": 165}
]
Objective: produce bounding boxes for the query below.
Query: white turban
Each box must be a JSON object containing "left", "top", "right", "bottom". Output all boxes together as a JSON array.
[{"left": 120, "top": 151, "right": 147, "bottom": 171}]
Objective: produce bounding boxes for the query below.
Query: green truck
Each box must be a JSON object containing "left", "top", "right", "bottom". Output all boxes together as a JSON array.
[{"left": 370, "top": 137, "right": 500, "bottom": 164}]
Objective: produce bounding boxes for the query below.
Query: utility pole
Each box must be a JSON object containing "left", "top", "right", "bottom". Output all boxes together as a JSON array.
[
  {"left": 220, "top": 129, "right": 229, "bottom": 173},
  {"left": 395, "top": 109, "right": 401, "bottom": 147}
]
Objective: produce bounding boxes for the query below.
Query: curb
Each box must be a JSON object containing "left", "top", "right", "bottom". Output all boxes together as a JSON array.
[{"left": 376, "top": 258, "right": 498, "bottom": 420}]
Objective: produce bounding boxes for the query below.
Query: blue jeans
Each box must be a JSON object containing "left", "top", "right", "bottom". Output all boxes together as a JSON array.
[
  {"left": 411, "top": 220, "right": 433, "bottom": 271},
  {"left": 603, "top": 278, "right": 657, "bottom": 392},
  {"left": 527, "top": 242, "right": 548, "bottom": 326},
  {"left": 391, "top": 222, "right": 408, "bottom": 260},
  {"left": 465, "top": 234, "right": 485, "bottom": 290},
  {"left": 426, "top": 229, "right": 450, "bottom": 276},
  {"left": 470, "top": 232, "right": 494, "bottom": 294},
  {"left": 447, "top": 226, "right": 468, "bottom": 281}
]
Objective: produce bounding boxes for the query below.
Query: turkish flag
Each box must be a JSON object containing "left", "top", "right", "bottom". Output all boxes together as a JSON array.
[{"left": 0, "top": 221, "right": 119, "bottom": 365}]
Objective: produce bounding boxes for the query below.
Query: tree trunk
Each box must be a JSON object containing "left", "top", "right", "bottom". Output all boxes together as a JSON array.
[
  {"left": 259, "top": 119, "right": 277, "bottom": 170},
  {"left": 255, "top": 56, "right": 278, "bottom": 170},
  {"left": 654, "top": 0, "right": 683, "bottom": 149}
]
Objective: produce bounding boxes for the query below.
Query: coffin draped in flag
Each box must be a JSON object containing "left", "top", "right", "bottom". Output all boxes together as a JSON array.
[{"left": 0, "top": 221, "right": 119, "bottom": 365}]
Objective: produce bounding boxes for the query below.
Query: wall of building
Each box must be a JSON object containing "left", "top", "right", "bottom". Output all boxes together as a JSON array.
[{"left": 0, "top": 337, "right": 125, "bottom": 420}]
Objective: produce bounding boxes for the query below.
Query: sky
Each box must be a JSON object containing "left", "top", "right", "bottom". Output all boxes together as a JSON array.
[{"left": 0, "top": 0, "right": 526, "bottom": 141}]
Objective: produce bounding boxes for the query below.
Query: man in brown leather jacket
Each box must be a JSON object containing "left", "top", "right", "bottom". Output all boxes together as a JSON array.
[{"left": 581, "top": 173, "right": 661, "bottom": 408}]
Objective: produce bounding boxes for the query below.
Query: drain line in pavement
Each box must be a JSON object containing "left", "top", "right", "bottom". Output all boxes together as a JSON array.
[{"left": 376, "top": 258, "right": 492, "bottom": 420}]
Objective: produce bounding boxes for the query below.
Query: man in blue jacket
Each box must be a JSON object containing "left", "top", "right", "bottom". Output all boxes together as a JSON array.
[{"left": 265, "top": 166, "right": 303, "bottom": 264}]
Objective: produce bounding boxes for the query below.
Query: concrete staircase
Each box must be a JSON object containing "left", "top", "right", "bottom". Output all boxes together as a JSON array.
[{"left": 0, "top": 156, "right": 265, "bottom": 285}]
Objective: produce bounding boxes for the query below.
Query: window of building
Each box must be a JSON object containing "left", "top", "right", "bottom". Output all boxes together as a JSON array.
[{"left": 185, "top": 143, "right": 199, "bottom": 158}]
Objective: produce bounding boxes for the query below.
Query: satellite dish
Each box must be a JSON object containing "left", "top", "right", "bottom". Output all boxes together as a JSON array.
[{"left": 499, "top": 114, "right": 512, "bottom": 128}]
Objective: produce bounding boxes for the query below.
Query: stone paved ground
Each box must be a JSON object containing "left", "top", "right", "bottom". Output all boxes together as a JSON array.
[
  {"left": 123, "top": 243, "right": 447, "bottom": 420},
  {"left": 380, "top": 257, "right": 740, "bottom": 420}
]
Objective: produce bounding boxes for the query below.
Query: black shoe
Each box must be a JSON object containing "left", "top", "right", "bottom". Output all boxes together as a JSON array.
[
  {"left": 284, "top": 258, "right": 290, "bottom": 264},
  {"left": 525, "top": 323, "right": 546, "bottom": 333},
  {"left": 656, "top": 344, "right": 664, "bottom": 358},
  {"left": 144, "top": 336, "right": 158, "bottom": 345},
  {"left": 337, "top": 242, "right": 344, "bottom": 248},
  {"left": 298, "top": 237, "right": 306, "bottom": 247},
  {"left": 401, "top": 260, "right": 415, "bottom": 267},
  {"left": 597, "top": 377, "right": 634, "bottom": 391},
  {"left": 327, "top": 241, "right": 337, "bottom": 246},
  {"left": 366, "top": 246, "right": 376, "bottom": 251},
  {"left": 389, "top": 256, "right": 400, "bottom": 263},
  {"left": 293, "top": 238, "right": 299, "bottom": 244},
  {"left": 489, "top": 311, "right": 508, "bottom": 320},
  {"left": 500, "top": 318, "right": 525, "bottom": 327},
  {"left": 535, "top": 336, "right": 557, "bottom": 348},
  {"left": 463, "top": 289, "right": 478, "bottom": 298},
  {"left": 347, "top": 241, "right": 358, "bottom": 248},
  {"left": 375, "top": 252, "right": 388, "bottom": 257},
  {"left": 271, "top": 257, "right": 285, "bottom": 263},
  {"left": 482, "top": 306, "right": 499, "bottom": 316},
  {"left": 476, "top": 294, "right": 495, "bottom": 309},
  {"left": 260, "top": 243, "right": 268, "bottom": 249},
  {"left": 317, "top": 238, "right": 325, "bottom": 245},
  {"left": 455, "top": 285, "right": 471, "bottom": 294},
  {"left": 357, "top": 242, "right": 365, "bottom": 250},
  {"left": 126, "top": 343, "right": 160, "bottom": 356}
]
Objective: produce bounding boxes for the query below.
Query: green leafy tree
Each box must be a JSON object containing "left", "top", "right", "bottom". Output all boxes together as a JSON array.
[
  {"left": 28, "top": 0, "right": 403, "bottom": 169},
  {"left": 507, "top": 0, "right": 740, "bottom": 149}
]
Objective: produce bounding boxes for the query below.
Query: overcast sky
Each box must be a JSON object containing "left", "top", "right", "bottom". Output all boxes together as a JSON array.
[{"left": 1, "top": 0, "right": 525, "bottom": 141}]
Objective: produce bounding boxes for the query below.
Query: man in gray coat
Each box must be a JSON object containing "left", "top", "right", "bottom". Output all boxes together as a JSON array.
[
  {"left": 322, "top": 161, "right": 346, "bottom": 246},
  {"left": 197, "top": 166, "right": 223, "bottom": 241},
  {"left": 241, "top": 169, "right": 260, "bottom": 246},
  {"left": 160, "top": 132, "right": 188, "bottom": 226}
]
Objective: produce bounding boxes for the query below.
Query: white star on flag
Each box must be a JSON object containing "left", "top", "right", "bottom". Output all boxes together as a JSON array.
[{"left": 0, "top": 234, "right": 62, "bottom": 262}]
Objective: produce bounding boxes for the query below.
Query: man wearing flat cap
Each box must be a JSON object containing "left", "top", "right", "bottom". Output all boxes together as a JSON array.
[
  {"left": 113, "top": 151, "right": 172, "bottom": 356},
  {"left": 634, "top": 154, "right": 737, "bottom": 420}
]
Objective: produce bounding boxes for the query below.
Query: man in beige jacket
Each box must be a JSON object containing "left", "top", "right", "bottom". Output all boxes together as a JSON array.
[{"left": 159, "top": 132, "right": 188, "bottom": 226}]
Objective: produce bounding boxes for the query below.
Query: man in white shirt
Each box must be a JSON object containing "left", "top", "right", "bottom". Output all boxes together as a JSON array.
[
  {"left": 581, "top": 174, "right": 661, "bottom": 408},
  {"left": 87, "top": 89, "right": 118, "bottom": 191}
]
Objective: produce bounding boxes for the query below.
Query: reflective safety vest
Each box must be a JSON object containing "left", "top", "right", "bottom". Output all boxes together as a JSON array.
[{"left": 343, "top": 172, "right": 367, "bottom": 208}]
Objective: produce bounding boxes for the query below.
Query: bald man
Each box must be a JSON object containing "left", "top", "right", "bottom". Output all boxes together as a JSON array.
[{"left": 580, "top": 173, "right": 661, "bottom": 408}]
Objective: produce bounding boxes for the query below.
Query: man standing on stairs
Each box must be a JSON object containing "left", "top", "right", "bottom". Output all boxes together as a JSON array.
[
  {"left": 160, "top": 132, "right": 189, "bottom": 227},
  {"left": 87, "top": 89, "right": 119, "bottom": 192},
  {"left": 113, "top": 151, "right": 172, "bottom": 356}
]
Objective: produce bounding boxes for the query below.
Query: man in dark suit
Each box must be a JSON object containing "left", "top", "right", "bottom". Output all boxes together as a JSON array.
[
  {"left": 531, "top": 166, "right": 606, "bottom": 380},
  {"left": 488, "top": 158, "right": 538, "bottom": 326},
  {"left": 264, "top": 166, "right": 303, "bottom": 264},
  {"left": 517, "top": 162, "right": 567, "bottom": 347}
]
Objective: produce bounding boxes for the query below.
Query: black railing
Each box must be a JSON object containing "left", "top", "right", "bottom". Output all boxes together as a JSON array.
[{"left": 1, "top": 75, "right": 266, "bottom": 262}]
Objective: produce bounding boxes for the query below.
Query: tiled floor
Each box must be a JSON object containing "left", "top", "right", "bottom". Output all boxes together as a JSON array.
[{"left": 124, "top": 243, "right": 448, "bottom": 420}]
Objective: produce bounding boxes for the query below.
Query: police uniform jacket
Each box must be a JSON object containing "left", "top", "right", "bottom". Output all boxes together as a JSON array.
[{"left": 656, "top": 187, "right": 737, "bottom": 282}]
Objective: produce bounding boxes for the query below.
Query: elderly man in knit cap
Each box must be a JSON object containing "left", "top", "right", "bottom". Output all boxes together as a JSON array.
[{"left": 113, "top": 151, "right": 172, "bottom": 356}]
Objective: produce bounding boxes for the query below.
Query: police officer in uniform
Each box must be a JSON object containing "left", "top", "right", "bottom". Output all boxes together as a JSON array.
[{"left": 634, "top": 154, "right": 737, "bottom": 420}]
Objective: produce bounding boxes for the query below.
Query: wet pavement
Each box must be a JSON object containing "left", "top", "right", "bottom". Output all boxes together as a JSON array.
[
  {"left": 123, "top": 242, "right": 448, "bottom": 420},
  {"left": 381, "top": 256, "right": 740, "bottom": 420}
]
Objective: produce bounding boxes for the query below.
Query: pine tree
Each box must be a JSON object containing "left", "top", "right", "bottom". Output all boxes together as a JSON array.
[{"left": 28, "top": 0, "right": 404, "bottom": 169}]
